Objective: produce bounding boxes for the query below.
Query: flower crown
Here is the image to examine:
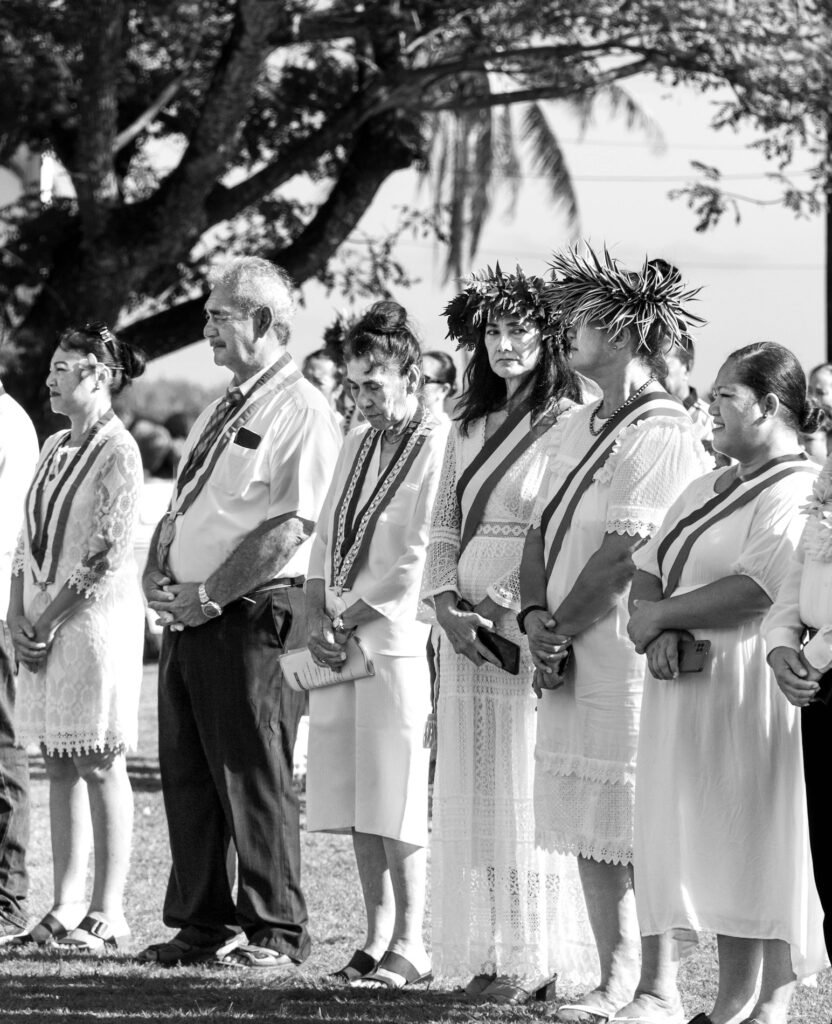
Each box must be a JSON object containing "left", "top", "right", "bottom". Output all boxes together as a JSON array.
[
  {"left": 545, "top": 244, "right": 705, "bottom": 350},
  {"left": 442, "top": 263, "right": 562, "bottom": 351}
]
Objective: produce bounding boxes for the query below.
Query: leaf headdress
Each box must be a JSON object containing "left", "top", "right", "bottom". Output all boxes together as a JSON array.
[
  {"left": 545, "top": 244, "right": 705, "bottom": 351},
  {"left": 442, "top": 263, "right": 562, "bottom": 351}
]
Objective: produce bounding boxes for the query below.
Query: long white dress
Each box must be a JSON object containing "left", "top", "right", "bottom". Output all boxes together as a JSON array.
[
  {"left": 422, "top": 412, "right": 597, "bottom": 988},
  {"left": 306, "top": 418, "right": 449, "bottom": 847},
  {"left": 534, "top": 404, "right": 712, "bottom": 864},
  {"left": 633, "top": 466, "right": 827, "bottom": 979},
  {"left": 13, "top": 419, "right": 143, "bottom": 756}
]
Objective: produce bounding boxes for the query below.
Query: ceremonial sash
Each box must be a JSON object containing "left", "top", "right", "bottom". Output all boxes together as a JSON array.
[
  {"left": 656, "top": 452, "right": 811, "bottom": 598},
  {"left": 455, "top": 397, "right": 538, "bottom": 558},
  {"left": 26, "top": 410, "right": 117, "bottom": 586},
  {"left": 330, "top": 416, "right": 435, "bottom": 592},
  {"left": 157, "top": 354, "right": 302, "bottom": 570},
  {"left": 540, "top": 393, "right": 688, "bottom": 581}
]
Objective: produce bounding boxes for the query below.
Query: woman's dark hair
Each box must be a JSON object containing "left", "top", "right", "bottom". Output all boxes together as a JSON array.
[
  {"left": 344, "top": 301, "right": 420, "bottom": 376},
  {"left": 726, "top": 341, "right": 823, "bottom": 434},
  {"left": 422, "top": 350, "right": 457, "bottom": 394},
  {"left": 455, "top": 321, "right": 582, "bottom": 434},
  {"left": 59, "top": 321, "right": 146, "bottom": 395}
]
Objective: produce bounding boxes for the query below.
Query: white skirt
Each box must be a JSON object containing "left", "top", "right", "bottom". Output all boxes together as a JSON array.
[{"left": 306, "top": 653, "right": 431, "bottom": 846}]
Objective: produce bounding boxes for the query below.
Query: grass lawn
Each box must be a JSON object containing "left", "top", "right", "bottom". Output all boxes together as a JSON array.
[{"left": 1, "top": 663, "right": 830, "bottom": 1023}]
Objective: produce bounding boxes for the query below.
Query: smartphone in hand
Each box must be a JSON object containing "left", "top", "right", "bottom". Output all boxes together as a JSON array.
[{"left": 677, "top": 638, "right": 711, "bottom": 673}]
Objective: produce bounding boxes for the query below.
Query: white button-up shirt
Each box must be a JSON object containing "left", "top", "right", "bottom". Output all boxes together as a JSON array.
[
  {"left": 0, "top": 388, "right": 39, "bottom": 620},
  {"left": 166, "top": 357, "right": 342, "bottom": 584}
]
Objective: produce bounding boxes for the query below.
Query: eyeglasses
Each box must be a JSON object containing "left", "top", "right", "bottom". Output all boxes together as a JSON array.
[{"left": 204, "top": 309, "right": 249, "bottom": 324}]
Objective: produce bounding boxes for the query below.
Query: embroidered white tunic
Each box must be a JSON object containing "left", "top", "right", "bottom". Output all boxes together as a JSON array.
[
  {"left": 306, "top": 419, "right": 449, "bottom": 844},
  {"left": 13, "top": 420, "right": 143, "bottom": 755}
]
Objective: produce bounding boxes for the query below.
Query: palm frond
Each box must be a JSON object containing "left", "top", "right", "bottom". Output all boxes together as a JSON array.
[
  {"left": 493, "top": 104, "right": 521, "bottom": 217},
  {"left": 546, "top": 243, "right": 705, "bottom": 350},
  {"left": 467, "top": 110, "right": 493, "bottom": 264},
  {"left": 521, "top": 102, "right": 579, "bottom": 231},
  {"left": 568, "top": 84, "right": 666, "bottom": 155}
]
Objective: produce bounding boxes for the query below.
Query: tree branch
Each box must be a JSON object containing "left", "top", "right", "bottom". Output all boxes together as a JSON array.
[
  {"left": 114, "top": 66, "right": 192, "bottom": 154},
  {"left": 277, "top": 112, "right": 419, "bottom": 282},
  {"left": 154, "top": 1, "right": 290, "bottom": 217}
]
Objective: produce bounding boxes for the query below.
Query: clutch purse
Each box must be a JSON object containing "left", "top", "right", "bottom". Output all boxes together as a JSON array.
[{"left": 278, "top": 636, "right": 375, "bottom": 692}]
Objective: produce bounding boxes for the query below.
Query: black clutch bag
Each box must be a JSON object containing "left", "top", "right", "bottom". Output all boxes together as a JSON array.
[{"left": 458, "top": 599, "right": 521, "bottom": 675}]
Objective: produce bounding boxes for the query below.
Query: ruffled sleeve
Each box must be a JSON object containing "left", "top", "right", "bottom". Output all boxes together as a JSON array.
[
  {"left": 604, "top": 417, "right": 714, "bottom": 538},
  {"left": 729, "top": 470, "right": 817, "bottom": 600},
  {"left": 66, "top": 434, "right": 142, "bottom": 599},
  {"left": 420, "top": 429, "right": 460, "bottom": 609}
]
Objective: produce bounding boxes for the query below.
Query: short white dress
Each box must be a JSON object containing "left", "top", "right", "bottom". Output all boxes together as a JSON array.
[
  {"left": 14, "top": 418, "right": 143, "bottom": 756},
  {"left": 421, "top": 412, "right": 597, "bottom": 987},
  {"left": 633, "top": 465, "right": 827, "bottom": 978},
  {"left": 306, "top": 418, "right": 449, "bottom": 846},
  {"left": 534, "top": 403, "right": 712, "bottom": 864}
]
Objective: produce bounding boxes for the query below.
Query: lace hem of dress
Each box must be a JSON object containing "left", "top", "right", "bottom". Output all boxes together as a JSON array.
[
  {"left": 535, "top": 749, "right": 635, "bottom": 788},
  {"left": 606, "top": 517, "right": 660, "bottom": 537},
  {"left": 28, "top": 732, "right": 132, "bottom": 757},
  {"left": 11, "top": 550, "right": 24, "bottom": 576},
  {"left": 535, "top": 827, "right": 633, "bottom": 866}
]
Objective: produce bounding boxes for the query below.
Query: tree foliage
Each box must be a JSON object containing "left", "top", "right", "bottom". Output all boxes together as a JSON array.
[{"left": 0, "top": 0, "right": 829, "bottom": 418}]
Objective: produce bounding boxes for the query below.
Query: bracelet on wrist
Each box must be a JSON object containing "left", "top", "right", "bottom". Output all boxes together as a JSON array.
[{"left": 516, "top": 604, "right": 550, "bottom": 635}]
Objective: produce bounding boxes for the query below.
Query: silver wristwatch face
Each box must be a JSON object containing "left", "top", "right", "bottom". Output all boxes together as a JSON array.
[{"left": 202, "top": 600, "right": 222, "bottom": 619}]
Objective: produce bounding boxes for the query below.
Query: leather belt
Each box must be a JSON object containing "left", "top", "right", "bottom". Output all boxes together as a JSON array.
[{"left": 246, "top": 576, "right": 305, "bottom": 598}]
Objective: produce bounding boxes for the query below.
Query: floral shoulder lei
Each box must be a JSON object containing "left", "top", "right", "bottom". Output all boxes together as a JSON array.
[
  {"left": 442, "top": 263, "right": 561, "bottom": 351},
  {"left": 803, "top": 468, "right": 832, "bottom": 562}
]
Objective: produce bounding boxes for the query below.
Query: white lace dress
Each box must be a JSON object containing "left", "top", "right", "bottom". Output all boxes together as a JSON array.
[
  {"left": 533, "top": 404, "right": 712, "bottom": 865},
  {"left": 422, "top": 413, "right": 597, "bottom": 988},
  {"left": 13, "top": 423, "right": 144, "bottom": 756}
]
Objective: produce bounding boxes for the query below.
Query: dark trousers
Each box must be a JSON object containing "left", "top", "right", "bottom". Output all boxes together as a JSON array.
[
  {"left": 158, "top": 587, "right": 310, "bottom": 960},
  {"left": 802, "top": 699, "right": 831, "bottom": 958},
  {"left": 0, "top": 620, "right": 29, "bottom": 926}
]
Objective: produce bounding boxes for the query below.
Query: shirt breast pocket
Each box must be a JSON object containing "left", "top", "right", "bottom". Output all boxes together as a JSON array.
[
  {"left": 212, "top": 444, "right": 261, "bottom": 496},
  {"left": 377, "top": 481, "right": 420, "bottom": 527}
]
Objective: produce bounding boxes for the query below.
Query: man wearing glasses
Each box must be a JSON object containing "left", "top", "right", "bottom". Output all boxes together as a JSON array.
[{"left": 138, "top": 257, "right": 341, "bottom": 969}]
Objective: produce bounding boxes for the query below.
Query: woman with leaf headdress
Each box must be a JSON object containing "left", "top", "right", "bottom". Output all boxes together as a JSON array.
[
  {"left": 420, "top": 265, "right": 596, "bottom": 1003},
  {"left": 519, "top": 246, "right": 712, "bottom": 1024}
]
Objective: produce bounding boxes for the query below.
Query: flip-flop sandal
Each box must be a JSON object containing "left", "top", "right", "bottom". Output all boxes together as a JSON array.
[
  {"left": 554, "top": 1004, "right": 613, "bottom": 1024},
  {"left": 215, "top": 943, "right": 295, "bottom": 969},
  {"left": 54, "top": 916, "right": 129, "bottom": 953},
  {"left": 353, "top": 950, "right": 433, "bottom": 990},
  {"left": 136, "top": 936, "right": 229, "bottom": 965},
  {"left": 12, "top": 912, "right": 68, "bottom": 946},
  {"left": 331, "top": 949, "right": 378, "bottom": 982}
]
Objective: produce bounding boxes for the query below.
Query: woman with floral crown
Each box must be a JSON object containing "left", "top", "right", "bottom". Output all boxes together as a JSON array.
[
  {"left": 421, "top": 264, "right": 597, "bottom": 1004},
  {"left": 520, "top": 246, "right": 712, "bottom": 1023}
]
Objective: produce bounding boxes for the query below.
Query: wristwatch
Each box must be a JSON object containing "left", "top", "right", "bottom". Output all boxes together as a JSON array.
[
  {"left": 198, "top": 583, "right": 223, "bottom": 619},
  {"left": 516, "top": 604, "right": 550, "bottom": 635}
]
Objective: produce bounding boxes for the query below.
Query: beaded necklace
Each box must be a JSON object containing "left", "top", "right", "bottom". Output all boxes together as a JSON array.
[{"left": 588, "top": 376, "right": 656, "bottom": 436}]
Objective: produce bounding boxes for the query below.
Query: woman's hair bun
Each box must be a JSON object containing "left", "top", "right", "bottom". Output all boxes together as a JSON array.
[
  {"left": 358, "top": 300, "right": 408, "bottom": 335},
  {"left": 119, "top": 341, "right": 147, "bottom": 382},
  {"left": 800, "top": 401, "right": 825, "bottom": 435}
]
